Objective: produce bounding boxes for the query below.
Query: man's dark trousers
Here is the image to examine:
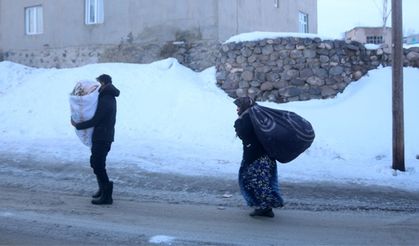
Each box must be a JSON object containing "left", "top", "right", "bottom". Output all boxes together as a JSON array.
[{"left": 90, "top": 141, "right": 112, "bottom": 183}]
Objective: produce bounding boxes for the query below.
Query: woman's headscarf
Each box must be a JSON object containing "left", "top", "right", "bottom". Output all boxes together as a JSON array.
[{"left": 234, "top": 96, "right": 255, "bottom": 115}]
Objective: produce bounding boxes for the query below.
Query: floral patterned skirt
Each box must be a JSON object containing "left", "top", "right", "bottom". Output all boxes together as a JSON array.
[{"left": 238, "top": 155, "right": 284, "bottom": 209}]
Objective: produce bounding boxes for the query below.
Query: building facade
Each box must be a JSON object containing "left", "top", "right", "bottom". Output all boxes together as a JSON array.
[
  {"left": 344, "top": 27, "right": 392, "bottom": 47},
  {"left": 0, "top": 0, "right": 317, "bottom": 70}
]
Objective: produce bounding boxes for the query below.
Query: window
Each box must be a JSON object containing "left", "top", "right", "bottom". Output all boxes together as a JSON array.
[
  {"left": 25, "top": 6, "right": 43, "bottom": 35},
  {"left": 85, "top": 0, "right": 104, "bottom": 25},
  {"left": 366, "top": 36, "right": 383, "bottom": 44},
  {"left": 298, "top": 11, "right": 309, "bottom": 33}
]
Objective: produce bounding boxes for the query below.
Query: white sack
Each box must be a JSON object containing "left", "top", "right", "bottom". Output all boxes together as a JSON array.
[{"left": 69, "top": 80, "right": 100, "bottom": 147}]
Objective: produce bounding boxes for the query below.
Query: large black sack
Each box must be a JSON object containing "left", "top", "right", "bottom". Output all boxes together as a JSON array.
[{"left": 248, "top": 104, "right": 315, "bottom": 163}]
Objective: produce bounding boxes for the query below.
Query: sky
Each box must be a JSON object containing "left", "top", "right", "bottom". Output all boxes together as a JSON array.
[
  {"left": 1, "top": 31, "right": 419, "bottom": 192},
  {"left": 318, "top": 0, "right": 418, "bottom": 38}
]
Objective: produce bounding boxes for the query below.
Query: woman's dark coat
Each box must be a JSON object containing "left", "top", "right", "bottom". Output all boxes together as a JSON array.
[{"left": 234, "top": 110, "right": 267, "bottom": 166}]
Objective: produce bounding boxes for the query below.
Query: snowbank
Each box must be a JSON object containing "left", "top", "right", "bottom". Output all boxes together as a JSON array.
[{"left": 0, "top": 59, "right": 418, "bottom": 191}]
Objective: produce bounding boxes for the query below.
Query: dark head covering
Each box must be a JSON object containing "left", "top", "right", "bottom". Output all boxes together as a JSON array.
[
  {"left": 96, "top": 74, "right": 112, "bottom": 85},
  {"left": 234, "top": 96, "right": 255, "bottom": 115}
]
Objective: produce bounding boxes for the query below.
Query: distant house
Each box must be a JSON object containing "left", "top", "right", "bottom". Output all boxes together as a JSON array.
[
  {"left": 404, "top": 34, "right": 419, "bottom": 44},
  {"left": 0, "top": 0, "right": 318, "bottom": 70},
  {"left": 344, "top": 26, "right": 392, "bottom": 47}
]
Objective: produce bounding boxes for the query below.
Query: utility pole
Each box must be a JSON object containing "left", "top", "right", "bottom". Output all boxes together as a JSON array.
[{"left": 391, "top": 0, "right": 405, "bottom": 171}]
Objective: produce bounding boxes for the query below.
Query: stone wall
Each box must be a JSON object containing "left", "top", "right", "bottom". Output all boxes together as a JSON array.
[
  {"left": 215, "top": 37, "right": 419, "bottom": 103},
  {"left": 2, "top": 35, "right": 419, "bottom": 98},
  {"left": 2, "top": 45, "right": 105, "bottom": 69},
  {"left": 1, "top": 40, "right": 220, "bottom": 71},
  {"left": 404, "top": 47, "right": 419, "bottom": 67},
  {"left": 152, "top": 40, "right": 219, "bottom": 71}
]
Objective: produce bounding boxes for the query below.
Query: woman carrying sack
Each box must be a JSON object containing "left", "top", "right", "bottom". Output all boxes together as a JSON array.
[{"left": 233, "top": 97, "right": 284, "bottom": 218}]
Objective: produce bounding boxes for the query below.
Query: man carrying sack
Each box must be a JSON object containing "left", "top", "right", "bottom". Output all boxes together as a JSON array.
[{"left": 71, "top": 74, "right": 120, "bottom": 205}]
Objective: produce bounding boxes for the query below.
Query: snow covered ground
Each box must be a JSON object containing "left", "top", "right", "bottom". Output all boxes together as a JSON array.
[{"left": 1, "top": 56, "right": 418, "bottom": 192}]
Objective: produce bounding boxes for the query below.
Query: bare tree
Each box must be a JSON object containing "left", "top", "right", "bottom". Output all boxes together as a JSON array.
[{"left": 374, "top": 0, "right": 392, "bottom": 45}]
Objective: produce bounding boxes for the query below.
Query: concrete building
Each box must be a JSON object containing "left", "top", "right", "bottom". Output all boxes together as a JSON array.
[
  {"left": 344, "top": 26, "right": 392, "bottom": 47},
  {"left": 0, "top": 0, "right": 317, "bottom": 70}
]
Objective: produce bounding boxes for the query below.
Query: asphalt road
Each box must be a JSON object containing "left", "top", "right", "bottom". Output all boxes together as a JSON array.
[{"left": 1, "top": 156, "right": 419, "bottom": 245}]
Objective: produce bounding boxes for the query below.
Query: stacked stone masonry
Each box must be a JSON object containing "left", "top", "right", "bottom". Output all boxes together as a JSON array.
[
  {"left": 1, "top": 40, "right": 220, "bottom": 71},
  {"left": 1, "top": 36, "right": 418, "bottom": 103},
  {"left": 215, "top": 37, "right": 419, "bottom": 103}
]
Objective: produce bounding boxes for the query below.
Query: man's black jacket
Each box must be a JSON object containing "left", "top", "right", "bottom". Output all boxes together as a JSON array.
[{"left": 76, "top": 83, "right": 120, "bottom": 142}]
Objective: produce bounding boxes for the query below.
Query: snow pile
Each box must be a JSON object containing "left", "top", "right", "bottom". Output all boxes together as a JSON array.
[
  {"left": 404, "top": 43, "right": 419, "bottom": 48},
  {"left": 149, "top": 235, "right": 176, "bottom": 244},
  {"left": 364, "top": 44, "right": 381, "bottom": 50},
  {"left": 0, "top": 58, "right": 419, "bottom": 191}
]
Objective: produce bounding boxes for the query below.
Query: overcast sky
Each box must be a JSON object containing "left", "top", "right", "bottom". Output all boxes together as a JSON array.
[{"left": 318, "top": 0, "right": 418, "bottom": 38}]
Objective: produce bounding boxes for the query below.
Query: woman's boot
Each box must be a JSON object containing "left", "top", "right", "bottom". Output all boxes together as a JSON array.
[
  {"left": 91, "top": 181, "right": 113, "bottom": 205},
  {"left": 249, "top": 208, "right": 274, "bottom": 218}
]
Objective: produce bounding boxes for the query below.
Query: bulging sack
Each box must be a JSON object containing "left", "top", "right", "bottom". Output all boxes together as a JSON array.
[
  {"left": 69, "top": 80, "right": 100, "bottom": 147},
  {"left": 249, "top": 104, "right": 315, "bottom": 163}
]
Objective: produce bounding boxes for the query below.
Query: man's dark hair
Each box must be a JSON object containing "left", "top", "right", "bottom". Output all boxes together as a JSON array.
[{"left": 96, "top": 74, "right": 112, "bottom": 84}]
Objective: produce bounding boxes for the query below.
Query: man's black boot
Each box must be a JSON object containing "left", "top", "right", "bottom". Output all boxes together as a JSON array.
[
  {"left": 91, "top": 181, "right": 113, "bottom": 205},
  {"left": 92, "top": 177, "right": 102, "bottom": 198}
]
